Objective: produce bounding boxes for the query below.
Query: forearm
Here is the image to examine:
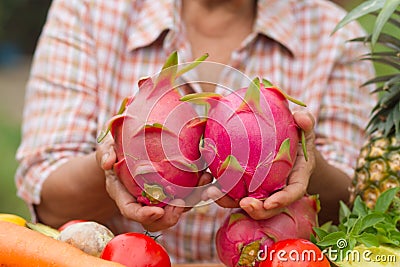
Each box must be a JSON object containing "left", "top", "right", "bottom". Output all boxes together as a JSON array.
[
  {"left": 35, "top": 152, "right": 118, "bottom": 228},
  {"left": 308, "top": 149, "right": 351, "bottom": 224}
]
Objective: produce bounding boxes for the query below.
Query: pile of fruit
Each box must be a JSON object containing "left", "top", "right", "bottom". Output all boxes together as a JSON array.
[
  {"left": 0, "top": 214, "right": 171, "bottom": 267},
  {"left": 95, "top": 51, "right": 326, "bottom": 267},
  {"left": 1, "top": 52, "right": 323, "bottom": 267}
]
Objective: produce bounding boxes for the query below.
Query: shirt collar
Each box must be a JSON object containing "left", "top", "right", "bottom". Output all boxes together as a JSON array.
[
  {"left": 127, "top": 0, "right": 177, "bottom": 51},
  {"left": 127, "top": 0, "right": 300, "bottom": 57},
  {"left": 254, "top": 0, "right": 299, "bottom": 57}
]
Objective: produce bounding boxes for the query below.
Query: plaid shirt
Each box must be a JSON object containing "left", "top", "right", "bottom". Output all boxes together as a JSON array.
[{"left": 16, "top": 0, "right": 375, "bottom": 263}]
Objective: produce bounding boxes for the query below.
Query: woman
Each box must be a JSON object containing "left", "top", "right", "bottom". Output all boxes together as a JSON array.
[{"left": 16, "top": 0, "right": 374, "bottom": 263}]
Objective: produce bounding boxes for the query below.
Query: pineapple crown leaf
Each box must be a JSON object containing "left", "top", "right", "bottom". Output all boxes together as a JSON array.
[
  {"left": 372, "top": 0, "right": 400, "bottom": 46},
  {"left": 361, "top": 74, "right": 399, "bottom": 89},
  {"left": 343, "top": 1, "right": 400, "bottom": 138},
  {"left": 366, "top": 84, "right": 400, "bottom": 137},
  {"left": 349, "top": 33, "right": 400, "bottom": 51},
  {"left": 333, "top": 0, "right": 400, "bottom": 48},
  {"left": 332, "top": 0, "right": 385, "bottom": 36},
  {"left": 360, "top": 56, "right": 400, "bottom": 70}
]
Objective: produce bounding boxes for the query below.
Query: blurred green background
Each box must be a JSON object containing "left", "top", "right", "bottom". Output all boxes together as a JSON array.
[
  {"left": 0, "top": 0, "right": 52, "bottom": 220},
  {"left": 0, "top": 0, "right": 382, "bottom": 222}
]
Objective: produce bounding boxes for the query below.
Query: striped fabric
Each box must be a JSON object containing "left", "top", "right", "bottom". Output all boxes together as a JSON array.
[{"left": 16, "top": 0, "right": 375, "bottom": 263}]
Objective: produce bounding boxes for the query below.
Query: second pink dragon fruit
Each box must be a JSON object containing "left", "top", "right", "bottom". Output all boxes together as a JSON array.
[{"left": 182, "top": 78, "right": 306, "bottom": 201}]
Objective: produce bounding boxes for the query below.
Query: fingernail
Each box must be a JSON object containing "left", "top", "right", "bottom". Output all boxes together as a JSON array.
[
  {"left": 201, "top": 192, "right": 209, "bottom": 201},
  {"left": 245, "top": 205, "right": 254, "bottom": 212},
  {"left": 265, "top": 202, "right": 279, "bottom": 210},
  {"left": 101, "top": 153, "right": 109, "bottom": 166},
  {"left": 240, "top": 202, "right": 254, "bottom": 212}
]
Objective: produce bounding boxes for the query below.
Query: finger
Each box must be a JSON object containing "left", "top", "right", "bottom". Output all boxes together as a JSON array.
[
  {"left": 203, "top": 186, "right": 240, "bottom": 208},
  {"left": 262, "top": 178, "right": 308, "bottom": 211},
  {"left": 239, "top": 197, "right": 284, "bottom": 220},
  {"left": 143, "top": 199, "right": 185, "bottom": 232},
  {"left": 102, "top": 151, "right": 117, "bottom": 170},
  {"left": 105, "top": 170, "right": 164, "bottom": 223},
  {"left": 96, "top": 134, "right": 117, "bottom": 170},
  {"left": 134, "top": 206, "right": 165, "bottom": 224},
  {"left": 161, "top": 199, "right": 185, "bottom": 225},
  {"left": 293, "top": 111, "right": 315, "bottom": 133},
  {"left": 183, "top": 172, "right": 213, "bottom": 210}
]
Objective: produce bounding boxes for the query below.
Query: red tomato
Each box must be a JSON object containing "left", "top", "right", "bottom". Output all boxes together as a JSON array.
[
  {"left": 58, "top": 220, "right": 88, "bottom": 231},
  {"left": 259, "top": 239, "right": 330, "bottom": 267},
  {"left": 100, "top": 232, "right": 171, "bottom": 267}
]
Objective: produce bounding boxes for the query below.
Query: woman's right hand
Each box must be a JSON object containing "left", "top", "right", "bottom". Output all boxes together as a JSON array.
[{"left": 95, "top": 135, "right": 185, "bottom": 232}]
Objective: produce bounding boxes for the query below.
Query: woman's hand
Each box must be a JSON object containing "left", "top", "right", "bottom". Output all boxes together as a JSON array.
[
  {"left": 202, "top": 111, "right": 316, "bottom": 220},
  {"left": 95, "top": 135, "right": 185, "bottom": 232}
]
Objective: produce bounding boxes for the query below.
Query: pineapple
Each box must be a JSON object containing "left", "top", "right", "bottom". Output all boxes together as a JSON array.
[{"left": 334, "top": 0, "right": 400, "bottom": 209}]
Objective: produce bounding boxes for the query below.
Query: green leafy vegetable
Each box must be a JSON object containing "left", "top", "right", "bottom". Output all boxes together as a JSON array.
[{"left": 313, "top": 187, "right": 400, "bottom": 262}]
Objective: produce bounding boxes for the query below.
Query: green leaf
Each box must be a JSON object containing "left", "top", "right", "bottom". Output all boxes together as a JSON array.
[
  {"left": 377, "top": 234, "right": 396, "bottom": 244},
  {"left": 319, "top": 221, "right": 336, "bottom": 232},
  {"left": 350, "top": 217, "right": 363, "bottom": 236},
  {"left": 352, "top": 196, "right": 368, "bottom": 217},
  {"left": 332, "top": 0, "right": 385, "bottom": 34},
  {"left": 313, "top": 227, "right": 330, "bottom": 241},
  {"left": 310, "top": 234, "right": 318, "bottom": 244},
  {"left": 339, "top": 200, "right": 351, "bottom": 223},
  {"left": 361, "top": 74, "right": 399, "bottom": 87},
  {"left": 360, "top": 213, "right": 386, "bottom": 232},
  {"left": 374, "top": 187, "right": 400, "bottom": 213},
  {"left": 348, "top": 238, "right": 358, "bottom": 251},
  {"left": 371, "top": 0, "right": 400, "bottom": 46},
  {"left": 388, "top": 230, "right": 400, "bottom": 245},
  {"left": 361, "top": 56, "right": 400, "bottom": 70},
  {"left": 317, "top": 231, "right": 347, "bottom": 247},
  {"left": 357, "top": 232, "right": 380, "bottom": 247},
  {"left": 346, "top": 218, "right": 358, "bottom": 233},
  {"left": 393, "top": 102, "right": 400, "bottom": 138},
  {"left": 350, "top": 213, "right": 385, "bottom": 236}
]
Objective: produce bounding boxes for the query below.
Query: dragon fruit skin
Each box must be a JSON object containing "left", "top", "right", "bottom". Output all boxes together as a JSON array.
[
  {"left": 98, "top": 52, "right": 208, "bottom": 207},
  {"left": 183, "top": 79, "right": 303, "bottom": 201},
  {"left": 215, "top": 195, "right": 320, "bottom": 267}
]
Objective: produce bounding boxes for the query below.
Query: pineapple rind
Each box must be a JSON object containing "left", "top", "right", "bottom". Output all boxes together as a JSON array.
[{"left": 351, "top": 136, "right": 400, "bottom": 209}]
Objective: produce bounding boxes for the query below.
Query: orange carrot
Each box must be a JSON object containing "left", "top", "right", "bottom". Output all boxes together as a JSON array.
[{"left": 0, "top": 221, "right": 124, "bottom": 267}]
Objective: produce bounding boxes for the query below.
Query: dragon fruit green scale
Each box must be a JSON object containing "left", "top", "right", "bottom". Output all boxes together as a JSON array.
[
  {"left": 182, "top": 78, "right": 305, "bottom": 201},
  {"left": 98, "top": 51, "right": 208, "bottom": 207}
]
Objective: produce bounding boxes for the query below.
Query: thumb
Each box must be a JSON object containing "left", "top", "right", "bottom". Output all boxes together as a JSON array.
[{"left": 293, "top": 111, "right": 315, "bottom": 134}]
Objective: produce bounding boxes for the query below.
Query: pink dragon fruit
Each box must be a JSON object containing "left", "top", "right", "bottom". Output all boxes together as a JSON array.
[
  {"left": 216, "top": 195, "right": 320, "bottom": 267},
  {"left": 98, "top": 52, "right": 208, "bottom": 207},
  {"left": 182, "top": 78, "right": 306, "bottom": 201}
]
